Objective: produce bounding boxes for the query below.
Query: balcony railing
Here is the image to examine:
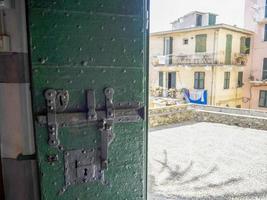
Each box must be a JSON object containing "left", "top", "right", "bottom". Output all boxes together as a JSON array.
[
  {"left": 151, "top": 52, "right": 248, "bottom": 66},
  {"left": 253, "top": 6, "right": 267, "bottom": 24}
]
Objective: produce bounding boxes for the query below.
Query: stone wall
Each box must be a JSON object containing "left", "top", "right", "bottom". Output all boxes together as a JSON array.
[
  {"left": 149, "top": 105, "right": 194, "bottom": 127},
  {"left": 149, "top": 104, "right": 267, "bottom": 131}
]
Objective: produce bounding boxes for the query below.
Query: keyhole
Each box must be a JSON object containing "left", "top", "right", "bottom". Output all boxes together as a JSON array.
[
  {"left": 59, "top": 95, "right": 64, "bottom": 106},
  {"left": 84, "top": 168, "right": 88, "bottom": 177}
]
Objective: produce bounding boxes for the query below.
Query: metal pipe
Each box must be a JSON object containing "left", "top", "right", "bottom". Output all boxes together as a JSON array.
[{"left": 210, "top": 30, "right": 219, "bottom": 105}]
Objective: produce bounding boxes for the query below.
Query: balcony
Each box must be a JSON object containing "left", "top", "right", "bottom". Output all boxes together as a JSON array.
[
  {"left": 152, "top": 52, "right": 248, "bottom": 66},
  {"left": 253, "top": 6, "right": 267, "bottom": 24}
]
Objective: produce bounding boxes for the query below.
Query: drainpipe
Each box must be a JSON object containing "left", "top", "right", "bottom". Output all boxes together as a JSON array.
[
  {"left": 210, "top": 30, "right": 219, "bottom": 105},
  {"left": 248, "top": 36, "right": 255, "bottom": 109},
  {"left": 210, "top": 65, "right": 214, "bottom": 105}
]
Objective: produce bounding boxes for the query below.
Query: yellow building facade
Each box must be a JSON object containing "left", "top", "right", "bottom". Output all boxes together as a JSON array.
[{"left": 150, "top": 24, "right": 253, "bottom": 107}]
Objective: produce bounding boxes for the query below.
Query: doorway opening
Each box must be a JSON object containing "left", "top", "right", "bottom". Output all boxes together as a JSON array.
[{"left": 148, "top": 0, "right": 267, "bottom": 199}]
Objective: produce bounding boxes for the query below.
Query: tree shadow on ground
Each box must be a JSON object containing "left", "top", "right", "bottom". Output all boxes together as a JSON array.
[{"left": 149, "top": 150, "right": 261, "bottom": 200}]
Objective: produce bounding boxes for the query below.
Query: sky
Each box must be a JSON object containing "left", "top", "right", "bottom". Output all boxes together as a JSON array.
[{"left": 150, "top": 0, "right": 245, "bottom": 32}]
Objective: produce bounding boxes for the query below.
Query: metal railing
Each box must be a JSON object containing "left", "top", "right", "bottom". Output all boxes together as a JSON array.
[
  {"left": 151, "top": 52, "right": 248, "bottom": 66},
  {"left": 252, "top": 5, "right": 267, "bottom": 23}
]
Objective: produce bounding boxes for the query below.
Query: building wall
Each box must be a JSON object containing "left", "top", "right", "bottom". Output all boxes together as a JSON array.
[
  {"left": 150, "top": 27, "right": 251, "bottom": 107},
  {"left": 2, "top": 0, "right": 28, "bottom": 53},
  {"left": 172, "top": 14, "right": 198, "bottom": 30},
  {"left": 243, "top": 0, "right": 267, "bottom": 110},
  {"left": 150, "top": 28, "right": 250, "bottom": 63},
  {"left": 151, "top": 65, "right": 243, "bottom": 107},
  {"left": 172, "top": 13, "right": 211, "bottom": 30}
]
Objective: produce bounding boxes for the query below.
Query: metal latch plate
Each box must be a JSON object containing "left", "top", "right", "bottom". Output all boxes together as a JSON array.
[{"left": 64, "top": 149, "right": 101, "bottom": 186}]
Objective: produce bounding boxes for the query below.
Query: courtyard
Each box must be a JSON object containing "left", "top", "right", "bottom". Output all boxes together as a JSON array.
[{"left": 148, "top": 123, "right": 267, "bottom": 200}]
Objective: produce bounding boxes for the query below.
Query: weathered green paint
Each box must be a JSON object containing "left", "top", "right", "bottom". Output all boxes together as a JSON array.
[
  {"left": 208, "top": 14, "right": 216, "bottom": 26},
  {"left": 195, "top": 34, "right": 207, "bottom": 53},
  {"left": 27, "top": 0, "right": 148, "bottom": 199},
  {"left": 240, "top": 37, "right": 246, "bottom": 54},
  {"left": 225, "top": 34, "right": 232, "bottom": 65},
  {"left": 159, "top": 72, "right": 163, "bottom": 87}
]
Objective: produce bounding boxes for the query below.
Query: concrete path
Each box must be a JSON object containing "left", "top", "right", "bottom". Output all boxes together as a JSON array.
[{"left": 148, "top": 123, "right": 267, "bottom": 200}]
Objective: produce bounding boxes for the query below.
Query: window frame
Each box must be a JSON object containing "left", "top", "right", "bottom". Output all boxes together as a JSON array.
[
  {"left": 159, "top": 72, "right": 164, "bottom": 87},
  {"left": 196, "top": 14, "right": 203, "bottom": 27},
  {"left": 264, "top": 24, "right": 267, "bottom": 42},
  {"left": 195, "top": 34, "right": 207, "bottom": 53},
  {"left": 237, "top": 71, "right": 243, "bottom": 88},
  {"left": 259, "top": 90, "right": 267, "bottom": 108},
  {"left": 168, "top": 72, "right": 176, "bottom": 89},
  {"left": 163, "top": 37, "right": 173, "bottom": 65},
  {"left": 194, "top": 72, "right": 205, "bottom": 89},
  {"left": 183, "top": 38, "right": 189, "bottom": 45},
  {"left": 224, "top": 72, "right": 231, "bottom": 89},
  {"left": 263, "top": 58, "right": 267, "bottom": 80},
  {"left": 240, "top": 37, "right": 246, "bottom": 54}
]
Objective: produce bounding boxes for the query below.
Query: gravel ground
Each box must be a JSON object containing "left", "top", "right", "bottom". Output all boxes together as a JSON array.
[{"left": 148, "top": 123, "right": 267, "bottom": 200}]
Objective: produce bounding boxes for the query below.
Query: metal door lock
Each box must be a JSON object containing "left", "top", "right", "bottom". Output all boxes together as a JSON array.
[
  {"left": 38, "top": 87, "right": 144, "bottom": 188},
  {"left": 64, "top": 149, "right": 100, "bottom": 186}
]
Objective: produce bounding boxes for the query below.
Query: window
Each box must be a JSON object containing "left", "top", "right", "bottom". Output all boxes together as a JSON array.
[
  {"left": 225, "top": 34, "right": 233, "bottom": 65},
  {"left": 196, "top": 14, "right": 203, "bottom": 26},
  {"left": 259, "top": 90, "right": 267, "bottom": 107},
  {"left": 208, "top": 14, "right": 217, "bottom": 25},
  {"left": 245, "top": 37, "right": 251, "bottom": 54},
  {"left": 183, "top": 39, "right": 189, "bottom": 45},
  {"left": 265, "top": 0, "right": 267, "bottom": 18},
  {"left": 195, "top": 34, "right": 207, "bottom": 53},
  {"left": 163, "top": 37, "right": 173, "bottom": 65},
  {"left": 194, "top": 72, "right": 205, "bottom": 89},
  {"left": 263, "top": 58, "right": 267, "bottom": 80},
  {"left": 224, "top": 72, "right": 230, "bottom": 89},
  {"left": 264, "top": 24, "right": 267, "bottom": 42},
  {"left": 240, "top": 37, "right": 246, "bottom": 54},
  {"left": 159, "top": 72, "right": 163, "bottom": 87},
  {"left": 237, "top": 72, "right": 243, "bottom": 88},
  {"left": 168, "top": 72, "right": 176, "bottom": 89}
]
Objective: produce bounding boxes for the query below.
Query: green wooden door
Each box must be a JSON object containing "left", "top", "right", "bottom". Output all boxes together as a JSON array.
[
  {"left": 225, "top": 34, "right": 233, "bottom": 65},
  {"left": 27, "top": 0, "right": 148, "bottom": 199}
]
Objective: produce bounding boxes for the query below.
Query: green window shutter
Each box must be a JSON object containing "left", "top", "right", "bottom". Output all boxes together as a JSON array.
[
  {"left": 263, "top": 58, "right": 267, "bottom": 80},
  {"left": 171, "top": 72, "right": 176, "bottom": 88},
  {"left": 259, "top": 91, "right": 267, "bottom": 107},
  {"left": 209, "top": 14, "right": 217, "bottom": 25},
  {"left": 224, "top": 72, "right": 231, "bottom": 89},
  {"left": 163, "top": 37, "right": 173, "bottom": 64},
  {"left": 225, "top": 34, "right": 233, "bottom": 65},
  {"left": 240, "top": 37, "right": 246, "bottom": 54},
  {"left": 194, "top": 72, "right": 205, "bottom": 89},
  {"left": 264, "top": 24, "right": 267, "bottom": 41},
  {"left": 245, "top": 37, "right": 251, "bottom": 54},
  {"left": 167, "top": 72, "right": 176, "bottom": 89},
  {"left": 195, "top": 34, "right": 207, "bottom": 53},
  {"left": 237, "top": 72, "right": 243, "bottom": 87},
  {"left": 169, "top": 37, "right": 173, "bottom": 64},
  {"left": 159, "top": 72, "right": 163, "bottom": 87}
]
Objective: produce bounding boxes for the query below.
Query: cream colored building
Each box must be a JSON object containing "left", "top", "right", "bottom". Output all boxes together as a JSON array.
[
  {"left": 243, "top": 0, "right": 267, "bottom": 110},
  {"left": 150, "top": 12, "right": 253, "bottom": 107}
]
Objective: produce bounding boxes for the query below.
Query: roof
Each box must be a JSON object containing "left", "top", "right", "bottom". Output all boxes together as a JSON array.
[
  {"left": 150, "top": 24, "right": 254, "bottom": 37},
  {"left": 171, "top": 11, "right": 218, "bottom": 24}
]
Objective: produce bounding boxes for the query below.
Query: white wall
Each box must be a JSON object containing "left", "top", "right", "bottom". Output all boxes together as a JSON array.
[
  {"left": 172, "top": 13, "right": 211, "bottom": 30},
  {"left": 3, "top": 0, "right": 28, "bottom": 52}
]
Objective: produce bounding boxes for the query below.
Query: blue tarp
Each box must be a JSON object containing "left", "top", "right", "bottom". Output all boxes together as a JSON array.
[{"left": 183, "top": 89, "right": 208, "bottom": 105}]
